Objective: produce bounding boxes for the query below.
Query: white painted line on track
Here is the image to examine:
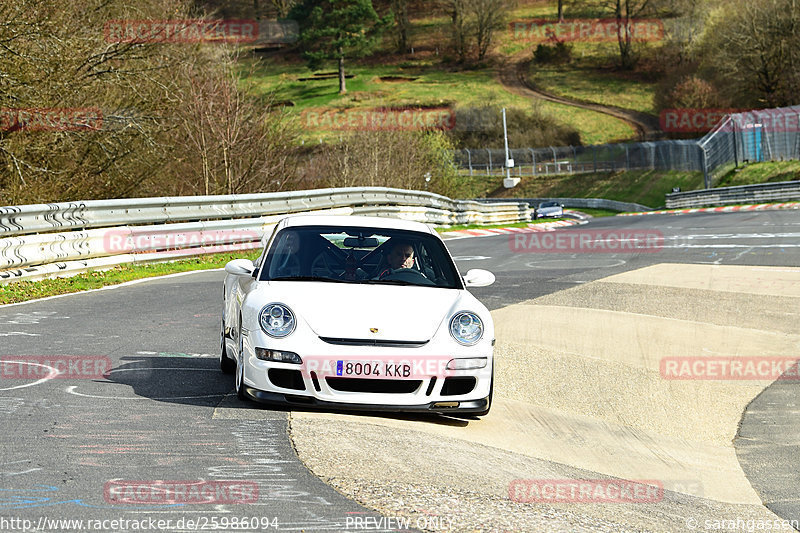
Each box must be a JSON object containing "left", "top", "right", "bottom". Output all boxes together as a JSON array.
[
  {"left": 0, "top": 361, "right": 58, "bottom": 391},
  {"left": 65, "top": 386, "right": 226, "bottom": 400},
  {"left": 525, "top": 258, "right": 627, "bottom": 269}
]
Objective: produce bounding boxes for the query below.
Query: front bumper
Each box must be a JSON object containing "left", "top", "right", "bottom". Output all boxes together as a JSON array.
[
  {"left": 244, "top": 387, "right": 490, "bottom": 414},
  {"left": 239, "top": 332, "right": 493, "bottom": 412}
]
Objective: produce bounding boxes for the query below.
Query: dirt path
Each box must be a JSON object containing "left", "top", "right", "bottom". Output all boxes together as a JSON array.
[{"left": 498, "top": 53, "right": 663, "bottom": 141}]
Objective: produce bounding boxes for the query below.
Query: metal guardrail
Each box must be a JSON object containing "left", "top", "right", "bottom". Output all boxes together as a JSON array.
[
  {"left": 665, "top": 180, "right": 800, "bottom": 208},
  {"left": 475, "top": 197, "right": 652, "bottom": 213},
  {"left": 0, "top": 188, "right": 534, "bottom": 283},
  {"left": 0, "top": 188, "right": 525, "bottom": 237}
]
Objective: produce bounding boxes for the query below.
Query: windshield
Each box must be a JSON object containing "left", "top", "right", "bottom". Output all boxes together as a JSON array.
[
  {"left": 260, "top": 225, "right": 462, "bottom": 289},
  {"left": 539, "top": 201, "right": 560, "bottom": 208}
]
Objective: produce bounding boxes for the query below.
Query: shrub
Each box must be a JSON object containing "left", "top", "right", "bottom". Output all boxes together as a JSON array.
[
  {"left": 533, "top": 42, "right": 573, "bottom": 65},
  {"left": 301, "top": 130, "right": 462, "bottom": 197},
  {"left": 448, "top": 104, "right": 582, "bottom": 149}
]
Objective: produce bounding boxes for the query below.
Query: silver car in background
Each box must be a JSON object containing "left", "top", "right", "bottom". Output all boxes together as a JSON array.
[{"left": 534, "top": 201, "right": 564, "bottom": 219}]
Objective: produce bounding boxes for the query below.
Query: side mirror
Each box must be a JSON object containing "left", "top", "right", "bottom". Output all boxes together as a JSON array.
[
  {"left": 463, "top": 269, "right": 495, "bottom": 288},
  {"left": 225, "top": 259, "right": 255, "bottom": 276}
]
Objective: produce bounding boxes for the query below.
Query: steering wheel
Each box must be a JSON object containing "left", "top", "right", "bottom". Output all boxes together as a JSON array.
[
  {"left": 311, "top": 250, "right": 340, "bottom": 277},
  {"left": 380, "top": 267, "right": 434, "bottom": 285}
]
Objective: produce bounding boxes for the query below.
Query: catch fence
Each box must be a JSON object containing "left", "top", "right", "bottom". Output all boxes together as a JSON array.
[{"left": 455, "top": 106, "right": 800, "bottom": 188}]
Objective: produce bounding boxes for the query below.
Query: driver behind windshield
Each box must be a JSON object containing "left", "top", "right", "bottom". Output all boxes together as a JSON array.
[{"left": 378, "top": 241, "right": 414, "bottom": 279}]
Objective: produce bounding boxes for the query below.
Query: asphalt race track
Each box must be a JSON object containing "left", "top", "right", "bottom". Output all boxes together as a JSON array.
[{"left": 0, "top": 209, "right": 798, "bottom": 532}]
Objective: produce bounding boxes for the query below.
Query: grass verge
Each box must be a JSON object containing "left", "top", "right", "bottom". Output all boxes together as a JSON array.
[
  {"left": 715, "top": 161, "right": 800, "bottom": 188},
  {"left": 488, "top": 169, "right": 705, "bottom": 208},
  {"left": 572, "top": 208, "right": 619, "bottom": 217},
  {"left": 436, "top": 219, "right": 566, "bottom": 232},
  {"left": 0, "top": 251, "right": 260, "bottom": 306}
]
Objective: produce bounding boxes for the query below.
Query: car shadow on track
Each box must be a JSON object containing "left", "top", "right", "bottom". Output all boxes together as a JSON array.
[{"left": 102, "top": 356, "right": 473, "bottom": 426}]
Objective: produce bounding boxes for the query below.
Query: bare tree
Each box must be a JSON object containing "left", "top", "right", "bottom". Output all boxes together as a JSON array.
[
  {"left": 392, "top": 0, "right": 411, "bottom": 53},
  {"left": 614, "top": 0, "right": 651, "bottom": 69},
  {"left": 174, "top": 54, "right": 300, "bottom": 196},
  {"left": 701, "top": 0, "right": 800, "bottom": 107},
  {"left": 0, "top": 0, "right": 301, "bottom": 203},
  {"left": 444, "top": 0, "right": 508, "bottom": 62},
  {"left": 472, "top": 0, "right": 508, "bottom": 60},
  {"left": 448, "top": 0, "right": 471, "bottom": 62},
  {"left": 270, "top": 0, "right": 297, "bottom": 17},
  {"left": 306, "top": 131, "right": 460, "bottom": 197}
]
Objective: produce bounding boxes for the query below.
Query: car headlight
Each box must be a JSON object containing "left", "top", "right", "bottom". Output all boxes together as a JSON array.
[
  {"left": 449, "top": 311, "right": 483, "bottom": 345},
  {"left": 259, "top": 303, "right": 296, "bottom": 338}
]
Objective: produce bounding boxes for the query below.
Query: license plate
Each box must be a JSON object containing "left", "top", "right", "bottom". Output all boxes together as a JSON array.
[{"left": 335, "top": 360, "right": 412, "bottom": 379}]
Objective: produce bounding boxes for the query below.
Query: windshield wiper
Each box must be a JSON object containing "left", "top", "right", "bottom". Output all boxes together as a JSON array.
[
  {"left": 269, "top": 276, "right": 348, "bottom": 283},
  {"left": 360, "top": 279, "right": 415, "bottom": 286}
]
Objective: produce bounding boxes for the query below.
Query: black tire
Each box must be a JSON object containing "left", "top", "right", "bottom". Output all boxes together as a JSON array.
[
  {"left": 234, "top": 325, "right": 248, "bottom": 401},
  {"left": 474, "top": 366, "right": 494, "bottom": 417},
  {"left": 220, "top": 318, "right": 235, "bottom": 374}
]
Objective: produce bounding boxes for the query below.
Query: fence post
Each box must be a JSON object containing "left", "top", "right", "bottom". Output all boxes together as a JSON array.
[
  {"left": 528, "top": 148, "right": 536, "bottom": 176},
  {"left": 593, "top": 145, "right": 597, "bottom": 173},
  {"left": 466, "top": 149, "right": 473, "bottom": 176},
  {"left": 732, "top": 119, "right": 738, "bottom": 169},
  {"left": 796, "top": 115, "right": 800, "bottom": 158},
  {"left": 572, "top": 145, "right": 578, "bottom": 174},
  {"left": 784, "top": 111, "right": 791, "bottom": 161},
  {"left": 625, "top": 145, "right": 630, "bottom": 170},
  {"left": 702, "top": 146, "right": 711, "bottom": 189},
  {"left": 486, "top": 148, "right": 492, "bottom": 175}
]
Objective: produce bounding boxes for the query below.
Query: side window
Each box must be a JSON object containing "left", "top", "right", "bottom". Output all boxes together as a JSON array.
[
  {"left": 417, "top": 243, "right": 438, "bottom": 280},
  {"left": 254, "top": 225, "right": 279, "bottom": 278}
]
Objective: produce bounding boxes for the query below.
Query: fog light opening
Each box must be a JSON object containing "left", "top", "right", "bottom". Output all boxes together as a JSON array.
[{"left": 255, "top": 348, "right": 302, "bottom": 364}]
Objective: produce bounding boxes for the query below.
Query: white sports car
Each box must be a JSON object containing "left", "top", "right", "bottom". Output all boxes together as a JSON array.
[{"left": 220, "top": 215, "right": 496, "bottom": 416}]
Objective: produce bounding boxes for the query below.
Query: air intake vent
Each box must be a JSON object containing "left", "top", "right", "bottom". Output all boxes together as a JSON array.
[{"left": 319, "top": 337, "right": 428, "bottom": 348}]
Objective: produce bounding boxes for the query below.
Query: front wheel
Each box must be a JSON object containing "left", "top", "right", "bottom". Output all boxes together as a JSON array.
[
  {"left": 220, "top": 319, "right": 235, "bottom": 374},
  {"left": 234, "top": 326, "right": 248, "bottom": 401},
  {"left": 474, "top": 367, "right": 494, "bottom": 417}
]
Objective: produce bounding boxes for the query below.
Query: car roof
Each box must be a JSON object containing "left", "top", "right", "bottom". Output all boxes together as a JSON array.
[{"left": 281, "top": 215, "right": 436, "bottom": 235}]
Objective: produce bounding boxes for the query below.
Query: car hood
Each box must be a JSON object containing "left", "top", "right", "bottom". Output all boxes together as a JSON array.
[{"left": 257, "top": 282, "right": 465, "bottom": 341}]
